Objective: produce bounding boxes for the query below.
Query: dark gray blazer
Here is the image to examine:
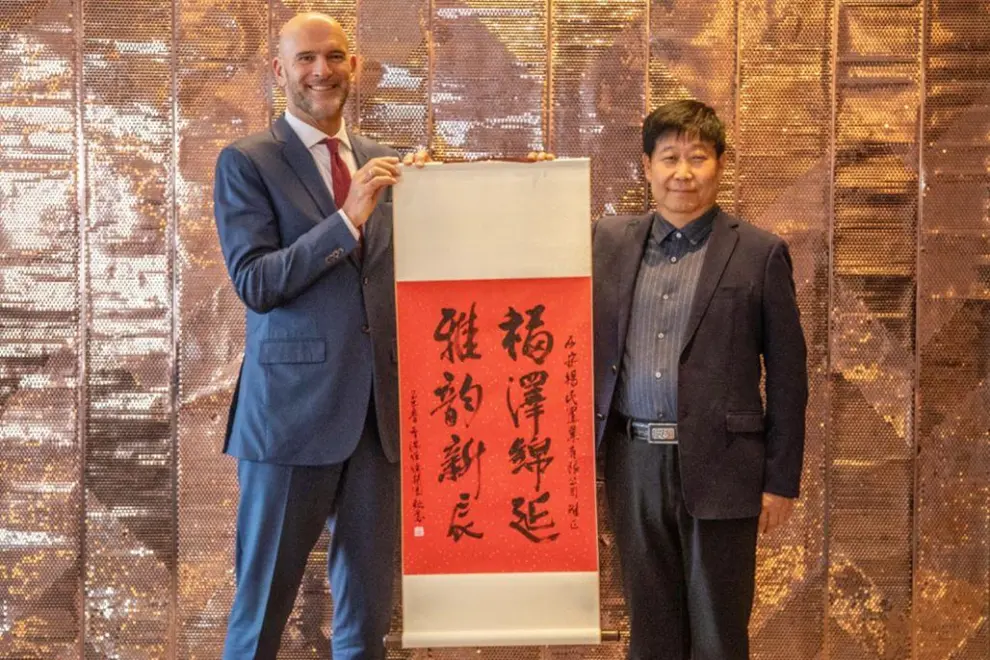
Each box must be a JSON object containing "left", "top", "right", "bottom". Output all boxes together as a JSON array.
[
  {"left": 593, "top": 210, "right": 808, "bottom": 519},
  {"left": 214, "top": 115, "right": 400, "bottom": 465}
]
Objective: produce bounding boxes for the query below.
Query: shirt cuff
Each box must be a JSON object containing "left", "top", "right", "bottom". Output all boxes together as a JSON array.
[{"left": 339, "top": 208, "right": 360, "bottom": 240}]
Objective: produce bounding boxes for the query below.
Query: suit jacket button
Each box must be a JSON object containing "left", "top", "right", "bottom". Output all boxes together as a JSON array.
[
  {"left": 361, "top": 324, "right": 370, "bottom": 334},
  {"left": 610, "top": 364, "right": 618, "bottom": 373},
  {"left": 595, "top": 412, "right": 605, "bottom": 420},
  {"left": 363, "top": 277, "right": 370, "bottom": 285}
]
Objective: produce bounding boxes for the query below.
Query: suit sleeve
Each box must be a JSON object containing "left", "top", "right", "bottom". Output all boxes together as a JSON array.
[
  {"left": 213, "top": 145, "right": 358, "bottom": 314},
  {"left": 761, "top": 239, "right": 809, "bottom": 498}
]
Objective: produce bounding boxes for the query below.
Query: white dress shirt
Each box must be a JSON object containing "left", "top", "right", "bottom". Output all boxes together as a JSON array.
[{"left": 283, "top": 109, "right": 360, "bottom": 239}]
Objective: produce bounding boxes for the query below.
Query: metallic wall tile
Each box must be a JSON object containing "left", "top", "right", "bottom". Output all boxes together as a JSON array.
[
  {"left": 829, "top": 4, "right": 922, "bottom": 659},
  {"left": 430, "top": 0, "right": 548, "bottom": 159},
  {"left": 735, "top": 0, "right": 833, "bottom": 657},
  {"left": 915, "top": 0, "right": 990, "bottom": 658},
  {"left": 550, "top": 0, "right": 647, "bottom": 218},
  {"left": 0, "top": 0, "right": 81, "bottom": 657},
  {"left": 80, "top": 0, "right": 177, "bottom": 656},
  {"left": 174, "top": 1, "right": 270, "bottom": 657},
  {"left": 356, "top": 0, "right": 431, "bottom": 150}
]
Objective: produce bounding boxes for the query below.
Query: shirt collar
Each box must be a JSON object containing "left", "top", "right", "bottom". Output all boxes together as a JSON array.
[
  {"left": 651, "top": 205, "right": 719, "bottom": 246},
  {"left": 283, "top": 109, "right": 352, "bottom": 153}
]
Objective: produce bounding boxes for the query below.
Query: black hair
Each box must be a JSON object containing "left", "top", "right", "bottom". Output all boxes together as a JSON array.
[{"left": 642, "top": 100, "right": 726, "bottom": 157}]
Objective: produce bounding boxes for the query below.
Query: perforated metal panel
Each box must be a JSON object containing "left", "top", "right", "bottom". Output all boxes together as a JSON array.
[{"left": 915, "top": 1, "right": 990, "bottom": 658}]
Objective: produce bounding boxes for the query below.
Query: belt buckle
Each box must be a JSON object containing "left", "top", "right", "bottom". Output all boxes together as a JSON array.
[{"left": 647, "top": 423, "right": 677, "bottom": 444}]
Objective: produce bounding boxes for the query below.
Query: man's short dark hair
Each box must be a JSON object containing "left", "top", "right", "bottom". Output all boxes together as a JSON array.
[{"left": 642, "top": 100, "right": 726, "bottom": 158}]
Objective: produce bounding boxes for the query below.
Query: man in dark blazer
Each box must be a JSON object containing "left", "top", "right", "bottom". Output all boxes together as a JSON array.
[
  {"left": 213, "top": 12, "right": 424, "bottom": 659},
  {"left": 593, "top": 100, "right": 808, "bottom": 659}
]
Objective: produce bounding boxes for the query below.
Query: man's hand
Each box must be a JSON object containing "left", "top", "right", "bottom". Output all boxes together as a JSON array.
[
  {"left": 401, "top": 149, "right": 431, "bottom": 167},
  {"left": 341, "top": 156, "right": 400, "bottom": 228},
  {"left": 759, "top": 492, "right": 796, "bottom": 535}
]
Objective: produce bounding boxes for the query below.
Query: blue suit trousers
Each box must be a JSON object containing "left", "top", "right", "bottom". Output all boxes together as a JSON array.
[{"left": 223, "top": 414, "right": 398, "bottom": 659}]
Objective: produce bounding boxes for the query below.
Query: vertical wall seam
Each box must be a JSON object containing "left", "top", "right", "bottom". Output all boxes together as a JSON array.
[
  {"left": 355, "top": 0, "right": 362, "bottom": 132},
  {"left": 644, "top": 0, "right": 650, "bottom": 131},
  {"left": 733, "top": 0, "right": 741, "bottom": 215},
  {"left": 824, "top": 1, "right": 841, "bottom": 657},
  {"left": 426, "top": 0, "right": 435, "bottom": 152},
  {"left": 267, "top": 0, "right": 274, "bottom": 128},
  {"left": 546, "top": 0, "right": 554, "bottom": 154},
  {"left": 911, "top": 1, "right": 929, "bottom": 658},
  {"left": 74, "top": 0, "right": 89, "bottom": 655},
  {"left": 169, "top": 0, "right": 180, "bottom": 656}
]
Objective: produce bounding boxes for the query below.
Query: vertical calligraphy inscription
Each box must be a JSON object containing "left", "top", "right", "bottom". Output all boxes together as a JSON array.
[
  {"left": 501, "top": 305, "right": 560, "bottom": 543},
  {"left": 564, "top": 335, "right": 581, "bottom": 529},
  {"left": 431, "top": 302, "right": 487, "bottom": 542},
  {"left": 398, "top": 278, "right": 597, "bottom": 575},
  {"left": 408, "top": 390, "right": 425, "bottom": 533}
]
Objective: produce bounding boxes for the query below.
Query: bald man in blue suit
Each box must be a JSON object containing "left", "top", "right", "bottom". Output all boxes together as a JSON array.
[{"left": 213, "top": 12, "right": 423, "bottom": 659}]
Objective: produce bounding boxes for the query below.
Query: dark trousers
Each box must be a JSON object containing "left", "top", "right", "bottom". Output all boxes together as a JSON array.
[
  {"left": 222, "top": 414, "right": 398, "bottom": 659},
  {"left": 605, "top": 427, "right": 759, "bottom": 660}
]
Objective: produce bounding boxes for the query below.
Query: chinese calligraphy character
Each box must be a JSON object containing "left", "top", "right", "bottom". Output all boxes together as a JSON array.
[
  {"left": 434, "top": 303, "right": 482, "bottom": 363},
  {"left": 508, "top": 436, "right": 555, "bottom": 491},
  {"left": 506, "top": 370, "right": 549, "bottom": 434},
  {"left": 431, "top": 371, "right": 484, "bottom": 427},
  {"left": 448, "top": 492, "right": 484, "bottom": 541},
  {"left": 509, "top": 491, "right": 560, "bottom": 543},
  {"left": 438, "top": 434, "right": 486, "bottom": 499},
  {"left": 499, "top": 304, "right": 554, "bottom": 364}
]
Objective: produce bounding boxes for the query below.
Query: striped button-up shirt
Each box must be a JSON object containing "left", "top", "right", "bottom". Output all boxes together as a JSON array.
[{"left": 614, "top": 206, "right": 719, "bottom": 422}]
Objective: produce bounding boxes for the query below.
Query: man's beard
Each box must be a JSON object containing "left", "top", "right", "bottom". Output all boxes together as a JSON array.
[{"left": 292, "top": 81, "right": 349, "bottom": 122}]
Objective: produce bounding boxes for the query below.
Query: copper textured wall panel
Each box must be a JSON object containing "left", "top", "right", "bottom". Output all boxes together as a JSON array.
[
  {"left": 431, "top": 0, "right": 548, "bottom": 158},
  {"left": 174, "top": 1, "right": 269, "bottom": 658},
  {"left": 0, "top": 1, "right": 81, "bottom": 657},
  {"left": 915, "top": 0, "right": 990, "bottom": 658},
  {"left": 2, "top": 0, "right": 990, "bottom": 658},
  {"left": 551, "top": 1, "right": 647, "bottom": 218},
  {"left": 829, "top": 3, "right": 921, "bottom": 658},
  {"left": 735, "top": 0, "right": 832, "bottom": 658},
  {"left": 81, "top": 0, "right": 177, "bottom": 657},
  {"left": 356, "top": 0, "right": 430, "bottom": 149}
]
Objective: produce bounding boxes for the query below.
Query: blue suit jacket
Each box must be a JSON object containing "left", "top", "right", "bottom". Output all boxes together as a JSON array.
[{"left": 214, "top": 115, "right": 400, "bottom": 465}]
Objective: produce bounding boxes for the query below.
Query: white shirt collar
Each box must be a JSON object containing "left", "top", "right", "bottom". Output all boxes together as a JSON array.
[{"left": 284, "top": 109, "right": 352, "bottom": 153}]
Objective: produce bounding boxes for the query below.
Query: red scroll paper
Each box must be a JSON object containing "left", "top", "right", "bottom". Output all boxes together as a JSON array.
[{"left": 394, "top": 160, "right": 600, "bottom": 648}]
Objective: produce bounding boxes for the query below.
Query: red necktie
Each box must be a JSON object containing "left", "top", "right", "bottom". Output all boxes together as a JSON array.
[
  {"left": 326, "top": 137, "right": 360, "bottom": 253},
  {"left": 326, "top": 137, "right": 352, "bottom": 208}
]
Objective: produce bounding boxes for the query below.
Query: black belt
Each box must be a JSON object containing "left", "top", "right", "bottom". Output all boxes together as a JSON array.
[{"left": 625, "top": 417, "right": 678, "bottom": 445}]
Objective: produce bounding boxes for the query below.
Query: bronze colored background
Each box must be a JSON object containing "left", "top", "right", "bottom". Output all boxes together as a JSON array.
[{"left": 0, "top": 0, "right": 987, "bottom": 657}]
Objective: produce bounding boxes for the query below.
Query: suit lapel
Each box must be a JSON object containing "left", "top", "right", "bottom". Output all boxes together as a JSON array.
[
  {"left": 615, "top": 213, "right": 654, "bottom": 349},
  {"left": 681, "top": 212, "right": 739, "bottom": 352},
  {"left": 348, "top": 127, "right": 371, "bottom": 168},
  {"left": 273, "top": 116, "right": 338, "bottom": 218},
  {"left": 347, "top": 128, "right": 392, "bottom": 269}
]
